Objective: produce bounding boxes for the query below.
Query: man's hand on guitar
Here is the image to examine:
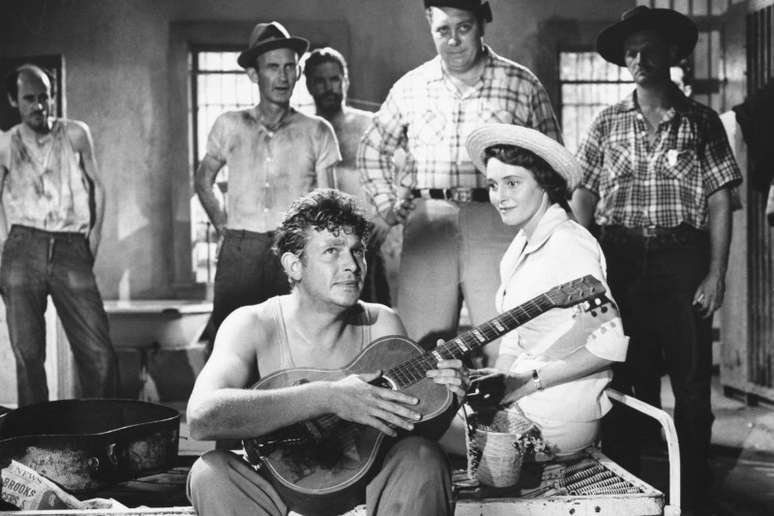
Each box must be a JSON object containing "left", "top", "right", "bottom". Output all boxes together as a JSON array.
[
  {"left": 328, "top": 371, "right": 422, "bottom": 437},
  {"left": 425, "top": 358, "right": 469, "bottom": 402}
]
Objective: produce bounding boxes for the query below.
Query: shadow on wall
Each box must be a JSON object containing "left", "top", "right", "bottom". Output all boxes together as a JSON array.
[
  {"left": 117, "top": 343, "right": 206, "bottom": 402},
  {"left": 100, "top": 218, "right": 176, "bottom": 300}
]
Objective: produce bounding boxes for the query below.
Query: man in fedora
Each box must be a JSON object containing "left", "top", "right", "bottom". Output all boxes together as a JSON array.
[
  {"left": 358, "top": 0, "right": 561, "bottom": 366},
  {"left": 195, "top": 21, "right": 341, "bottom": 335},
  {"left": 572, "top": 7, "right": 741, "bottom": 512}
]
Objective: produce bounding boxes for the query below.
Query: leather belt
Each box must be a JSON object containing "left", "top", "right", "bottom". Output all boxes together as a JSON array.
[
  {"left": 602, "top": 224, "right": 697, "bottom": 238},
  {"left": 600, "top": 224, "right": 707, "bottom": 250},
  {"left": 410, "top": 188, "right": 489, "bottom": 203}
]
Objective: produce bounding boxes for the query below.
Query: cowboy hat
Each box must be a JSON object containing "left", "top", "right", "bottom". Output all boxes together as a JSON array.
[
  {"left": 423, "top": 0, "right": 492, "bottom": 22},
  {"left": 596, "top": 6, "right": 697, "bottom": 67},
  {"left": 237, "top": 21, "right": 310, "bottom": 69},
  {"left": 465, "top": 124, "right": 581, "bottom": 191}
]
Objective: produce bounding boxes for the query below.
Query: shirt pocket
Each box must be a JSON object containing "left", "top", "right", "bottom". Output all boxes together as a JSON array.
[
  {"left": 657, "top": 147, "right": 698, "bottom": 180},
  {"left": 602, "top": 143, "right": 634, "bottom": 185}
]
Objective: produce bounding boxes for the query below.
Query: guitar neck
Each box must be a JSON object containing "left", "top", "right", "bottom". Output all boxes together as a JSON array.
[{"left": 385, "top": 293, "right": 555, "bottom": 389}]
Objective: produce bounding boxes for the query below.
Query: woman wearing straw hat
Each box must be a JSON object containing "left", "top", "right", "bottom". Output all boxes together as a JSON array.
[{"left": 447, "top": 124, "right": 630, "bottom": 456}]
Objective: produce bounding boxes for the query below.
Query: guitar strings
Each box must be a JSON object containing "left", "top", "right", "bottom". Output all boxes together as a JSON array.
[{"left": 386, "top": 297, "right": 550, "bottom": 388}]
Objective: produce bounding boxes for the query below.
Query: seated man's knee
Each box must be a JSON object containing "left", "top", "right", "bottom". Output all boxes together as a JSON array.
[
  {"left": 188, "top": 450, "right": 237, "bottom": 495},
  {"left": 389, "top": 436, "right": 448, "bottom": 471}
]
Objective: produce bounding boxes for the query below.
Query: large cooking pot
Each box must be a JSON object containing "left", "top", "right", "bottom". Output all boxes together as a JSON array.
[{"left": 0, "top": 399, "right": 179, "bottom": 493}]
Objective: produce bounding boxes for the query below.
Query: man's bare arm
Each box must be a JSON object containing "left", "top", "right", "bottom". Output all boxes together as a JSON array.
[
  {"left": 69, "top": 121, "right": 104, "bottom": 257},
  {"left": 194, "top": 154, "right": 228, "bottom": 236},
  {"left": 0, "top": 133, "right": 9, "bottom": 254},
  {"left": 187, "top": 305, "right": 421, "bottom": 441},
  {"left": 570, "top": 188, "right": 598, "bottom": 229},
  {"left": 318, "top": 165, "right": 337, "bottom": 189},
  {"left": 693, "top": 187, "right": 732, "bottom": 318}
]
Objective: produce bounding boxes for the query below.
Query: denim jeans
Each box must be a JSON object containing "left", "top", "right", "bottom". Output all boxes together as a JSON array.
[
  {"left": 599, "top": 226, "right": 713, "bottom": 510},
  {"left": 0, "top": 225, "right": 118, "bottom": 406},
  {"left": 211, "top": 229, "right": 290, "bottom": 332}
]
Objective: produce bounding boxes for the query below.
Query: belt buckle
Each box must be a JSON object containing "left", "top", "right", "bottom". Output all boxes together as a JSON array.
[
  {"left": 452, "top": 188, "right": 472, "bottom": 202},
  {"left": 642, "top": 226, "right": 658, "bottom": 238}
]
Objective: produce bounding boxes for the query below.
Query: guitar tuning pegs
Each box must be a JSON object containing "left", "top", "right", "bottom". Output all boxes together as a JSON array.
[
  {"left": 601, "top": 306, "right": 608, "bottom": 313},
  {"left": 590, "top": 310, "right": 597, "bottom": 317}
]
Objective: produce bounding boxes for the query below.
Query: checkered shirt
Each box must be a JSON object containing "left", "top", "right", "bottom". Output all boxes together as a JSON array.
[
  {"left": 576, "top": 89, "right": 742, "bottom": 230},
  {"left": 357, "top": 46, "right": 561, "bottom": 217}
]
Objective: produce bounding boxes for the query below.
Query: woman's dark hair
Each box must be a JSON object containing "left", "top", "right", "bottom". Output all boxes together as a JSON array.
[
  {"left": 484, "top": 145, "right": 570, "bottom": 210},
  {"left": 273, "top": 189, "right": 370, "bottom": 261}
]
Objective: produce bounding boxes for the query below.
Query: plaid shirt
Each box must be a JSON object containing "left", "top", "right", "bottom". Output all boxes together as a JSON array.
[
  {"left": 357, "top": 46, "right": 561, "bottom": 217},
  {"left": 576, "top": 89, "right": 742, "bottom": 230}
]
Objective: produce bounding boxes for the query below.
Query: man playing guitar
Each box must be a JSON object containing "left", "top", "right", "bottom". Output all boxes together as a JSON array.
[{"left": 186, "top": 189, "right": 467, "bottom": 516}]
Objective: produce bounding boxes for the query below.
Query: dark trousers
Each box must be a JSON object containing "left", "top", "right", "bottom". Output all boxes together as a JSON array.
[
  {"left": 187, "top": 436, "right": 453, "bottom": 516},
  {"left": 210, "top": 229, "right": 289, "bottom": 333},
  {"left": 0, "top": 225, "right": 118, "bottom": 406},
  {"left": 599, "top": 226, "right": 714, "bottom": 510},
  {"left": 361, "top": 239, "right": 391, "bottom": 306}
]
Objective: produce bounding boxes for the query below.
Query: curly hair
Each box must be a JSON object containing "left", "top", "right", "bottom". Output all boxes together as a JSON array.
[
  {"left": 273, "top": 189, "right": 371, "bottom": 262},
  {"left": 483, "top": 145, "right": 570, "bottom": 209}
]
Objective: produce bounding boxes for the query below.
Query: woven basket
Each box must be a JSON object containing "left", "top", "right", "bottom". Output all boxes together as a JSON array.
[
  {"left": 466, "top": 428, "right": 525, "bottom": 487},
  {"left": 464, "top": 406, "right": 538, "bottom": 488}
]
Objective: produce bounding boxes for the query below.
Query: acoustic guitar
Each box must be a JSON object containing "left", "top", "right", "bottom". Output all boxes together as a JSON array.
[{"left": 242, "top": 274, "right": 607, "bottom": 515}]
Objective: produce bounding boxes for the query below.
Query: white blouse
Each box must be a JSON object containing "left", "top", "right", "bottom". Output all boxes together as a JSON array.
[{"left": 497, "top": 204, "right": 629, "bottom": 422}]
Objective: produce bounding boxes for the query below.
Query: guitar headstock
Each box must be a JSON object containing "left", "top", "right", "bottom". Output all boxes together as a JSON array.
[{"left": 544, "top": 275, "right": 607, "bottom": 309}]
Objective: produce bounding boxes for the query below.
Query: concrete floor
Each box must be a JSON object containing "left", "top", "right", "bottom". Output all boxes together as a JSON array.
[
  {"left": 173, "top": 373, "right": 774, "bottom": 515},
  {"left": 638, "top": 375, "right": 774, "bottom": 515}
]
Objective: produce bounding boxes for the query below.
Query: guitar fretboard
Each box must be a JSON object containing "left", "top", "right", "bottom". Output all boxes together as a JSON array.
[{"left": 385, "top": 294, "right": 555, "bottom": 389}]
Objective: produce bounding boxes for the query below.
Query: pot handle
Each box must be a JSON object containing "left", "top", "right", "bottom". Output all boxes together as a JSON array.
[{"left": 88, "top": 442, "right": 121, "bottom": 477}]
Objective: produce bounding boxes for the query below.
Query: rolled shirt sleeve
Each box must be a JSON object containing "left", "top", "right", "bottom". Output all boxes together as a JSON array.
[
  {"left": 205, "top": 113, "right": 228, "bottom": 163},
  {"left": 700, "top": 112, "right": 743, "bottom": 195},
  {"left": 357, "top": 88, "right": 408, "bottom": 218}
]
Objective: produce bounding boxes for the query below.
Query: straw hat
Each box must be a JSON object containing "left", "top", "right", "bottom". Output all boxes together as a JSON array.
[
  {"left": 596, "top": 6, "right": 698, "bottom": 67},
  {"left": 237, "top": 21, "right": 310, "bottom": 69},
  {"left": 465, "top": 124, "right": 581, "bottom": 191}
]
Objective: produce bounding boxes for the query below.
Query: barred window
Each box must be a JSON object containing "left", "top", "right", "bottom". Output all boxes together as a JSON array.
[{"left": 559, "top": 51, "right": 633, "bottom": 153}]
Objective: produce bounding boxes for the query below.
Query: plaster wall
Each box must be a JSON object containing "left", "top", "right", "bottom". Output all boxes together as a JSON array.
[
  {"left": 0, "top": 0, "right": 633, "bottom": 404},
  {"left": 0, "top": 0, "right": 633, "bottom": 299}
]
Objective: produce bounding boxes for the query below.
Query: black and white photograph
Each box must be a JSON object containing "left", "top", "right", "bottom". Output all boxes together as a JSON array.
[{"left": 0, "top": 1, "right": 772, "bottom": 515}]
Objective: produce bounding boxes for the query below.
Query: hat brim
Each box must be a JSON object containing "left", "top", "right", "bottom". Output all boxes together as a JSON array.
[
  {"left": 465, "top": 124, "right": 581, "bottom": 191},
  {"left": 237, "top": 37, "right": 310, "bottom": 68},
  {"left": 597, "top": 9, "right": 697, "bottom": 67}
]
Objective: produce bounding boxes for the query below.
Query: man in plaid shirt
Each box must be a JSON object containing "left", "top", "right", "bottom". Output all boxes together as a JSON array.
[
  {"left": 573, "top": 7, "right": 742, "bottom": 513},
  {"left": 357, "top": 0, "right": 560, "bottom": 365}
]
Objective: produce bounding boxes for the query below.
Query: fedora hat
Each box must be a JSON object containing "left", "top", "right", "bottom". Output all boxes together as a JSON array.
[
  {"left": 423, "top": 0, "right": 492, "bottom": 22},
  {"left": 596, "top": 6, "right": 697, "bottom": 67},
  {"left": 465, "top": 124, "right": 581, "bottom": 191},
  {"left": 237, "top": 21, "right": 310, "bottom": 69}
]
